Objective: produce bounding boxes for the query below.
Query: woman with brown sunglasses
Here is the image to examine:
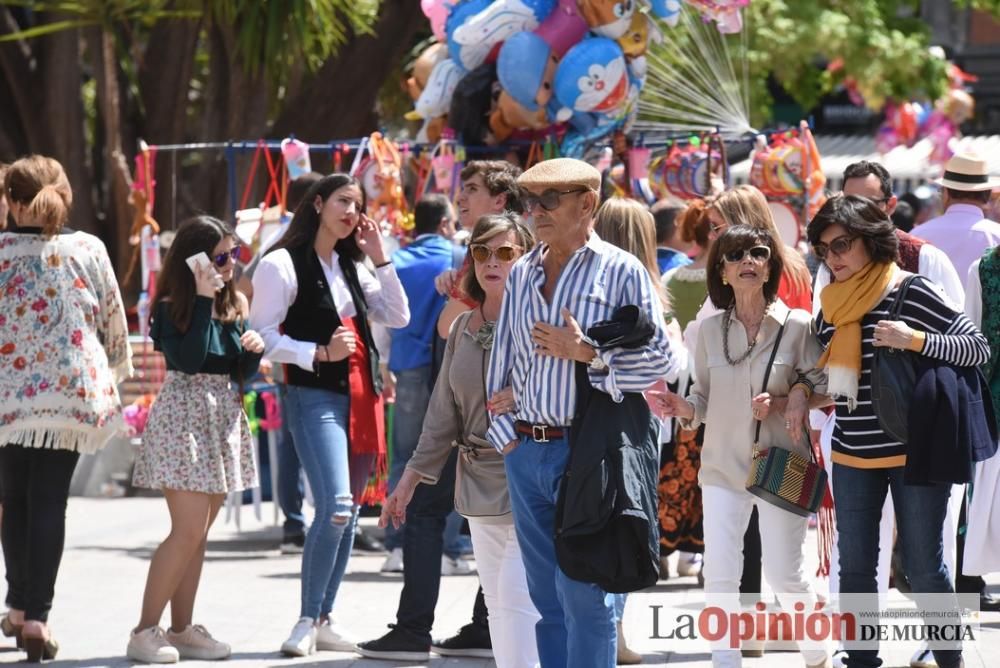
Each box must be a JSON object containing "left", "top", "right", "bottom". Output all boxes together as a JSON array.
[{"left": 374, "top": 214, "right": 541, "bottom": 668}]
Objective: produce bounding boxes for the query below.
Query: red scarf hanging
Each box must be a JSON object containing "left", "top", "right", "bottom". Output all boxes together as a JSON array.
[{"left": 342, "top": 316, "right": 387, "bottom": 504}]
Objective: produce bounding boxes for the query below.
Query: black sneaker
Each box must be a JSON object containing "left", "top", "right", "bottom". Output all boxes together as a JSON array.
[
  {"left": 280, "top": 533, "right": 305, "bottom": 554},
  {"left": 356, "top": 625, "right": 430, "bottom": 661},
  {"left": 431, "top": 623, "right": 493, "bottom": 658}
]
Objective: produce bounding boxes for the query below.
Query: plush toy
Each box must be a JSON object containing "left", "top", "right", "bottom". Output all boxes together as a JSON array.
[
  {"left": 576, "top": 0, "right": 636, "bottom": 39},
  {"left": 450, "top": 0, "right": 557, "bottom": 72},
  {"left": 535, "top": 0, "right": 589, "bottom": 56}
]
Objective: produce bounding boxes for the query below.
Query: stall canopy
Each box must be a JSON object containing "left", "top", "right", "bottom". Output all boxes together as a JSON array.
[{"left": 731, "top": 133, "right": 1000, "bottom": 195}]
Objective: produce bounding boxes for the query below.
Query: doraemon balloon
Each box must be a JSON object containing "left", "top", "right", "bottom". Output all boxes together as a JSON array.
[
  {"left": 554, "top": 37, "right": 630, "bottom": 121},
  {"left": 449, "top": 0, "right": 557, "bottom": 72}
]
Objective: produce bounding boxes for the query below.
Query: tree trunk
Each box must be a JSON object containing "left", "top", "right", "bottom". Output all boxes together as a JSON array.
[
  {"left": 270, "top": 0, "right": 424, "bottom": 140},
  {"left": 0, "top": 10, "right": 97, "bottom": 235}
]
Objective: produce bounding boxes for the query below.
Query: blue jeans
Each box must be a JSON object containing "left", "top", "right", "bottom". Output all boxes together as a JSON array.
[
  {"left": 833, "top": 464, "right": 962, "bottom": 668},
  {"left": 385, "top": 365, "right": 465, "bottom": 558},
  {"left": 276, "top": 384, "right": 305, "bottom": 537},
  {"left": 505, "top": 435, "right": 616, "bottom": 668},
  {"left": 384, "top": 366, "right": 432, "bottom": 551},
  {"left": 284, "top": 385, "right": 372, "bottom": 620}
]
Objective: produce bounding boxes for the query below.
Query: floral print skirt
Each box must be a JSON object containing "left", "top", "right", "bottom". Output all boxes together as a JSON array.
[
  {"left": 658, "top": 424, "right": 705, "bottom": 555},
  {"left": 133, "top": 371, "right": 257, "bottom": 494}
]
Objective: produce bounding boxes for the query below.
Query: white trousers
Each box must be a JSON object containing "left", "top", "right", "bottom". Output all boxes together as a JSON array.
[
  {"left": 702, "top": 484, "right": 830, "bottom": 668},
  {"left": 468, "top": 519, "right": 540, "bottom": 668}
]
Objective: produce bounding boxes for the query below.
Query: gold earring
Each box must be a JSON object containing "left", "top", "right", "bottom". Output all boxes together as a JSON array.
[{"left": 722, "top": 276, "right": 728, "bottom": 285}]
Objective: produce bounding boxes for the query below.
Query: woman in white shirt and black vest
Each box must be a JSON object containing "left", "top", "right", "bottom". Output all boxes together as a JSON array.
[{"left": 250, "top": 173, "right": 409, "bottom": 658}]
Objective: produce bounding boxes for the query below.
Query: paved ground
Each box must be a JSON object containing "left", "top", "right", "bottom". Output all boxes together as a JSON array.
[{"left": 0, "top": 497, "right": 997, "bottom": 667}]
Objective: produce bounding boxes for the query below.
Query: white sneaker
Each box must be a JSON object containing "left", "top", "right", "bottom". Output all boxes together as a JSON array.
[
  {"left": 166, "top": 624, "right": 231, "bottom": 660},
  {"left": 280, "top": 617, "right": 317, "bottom": 657},
  {"left": 316, "top": 618, "right": 357, "bottom": 652},
  {"left": 832, "top": 648, "right": 848, "bottom": 668},
  {"left": 380, "top": 547, "right": 404, "bottom": 573},
  {"left": 127, "top": 626, "right": 179, "bottom": 664},
  {"left": 677, "top": 552, "right": 703, "bottom": 577},
  {"left": 441, "top": 555, "right": 475, "bottom": 576}
]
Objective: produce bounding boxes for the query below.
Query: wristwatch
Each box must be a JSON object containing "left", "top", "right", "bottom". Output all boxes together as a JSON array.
[{"left": 588, "top": 350, "right": 608, "bottom": 372}]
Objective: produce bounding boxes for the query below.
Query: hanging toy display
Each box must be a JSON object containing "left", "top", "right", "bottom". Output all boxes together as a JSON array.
[
  {"left": 356, "top": 132, "right": 411, "bottom": 237},
  {"left": 749, "top": 122, "right": 826, "bottom": 247},
  {"left": 280, "top": 137, "right": 312, "bottom": 180},
  {"left": 657, "top": 135, "right": 728, "bottom": 201}
]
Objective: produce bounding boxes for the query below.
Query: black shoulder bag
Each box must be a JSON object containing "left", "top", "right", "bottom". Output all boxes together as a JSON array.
[{"left": 870, "top": 275, "right": 919, "bottom": 443}]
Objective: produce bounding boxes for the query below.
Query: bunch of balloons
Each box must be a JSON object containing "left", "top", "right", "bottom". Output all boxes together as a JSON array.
[
  {"left": 410, "top": 0, "right": 686, "bottom": 157},
  {"left": 875, "top": 90, "right": 975, "bottom": 165}
]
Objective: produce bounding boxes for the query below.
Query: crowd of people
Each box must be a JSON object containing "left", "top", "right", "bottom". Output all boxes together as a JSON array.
[{"left": 0, "top": 147, "right": 998, "bottom": 668}]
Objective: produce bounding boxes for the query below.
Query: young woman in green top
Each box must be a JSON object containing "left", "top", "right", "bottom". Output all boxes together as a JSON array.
[{"left": 129, "top": 216, "right": 264, "bottom": 663}]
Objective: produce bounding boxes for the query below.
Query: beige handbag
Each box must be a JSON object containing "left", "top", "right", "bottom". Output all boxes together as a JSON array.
[{"left": 454, "top": 434, "right": 512, "bottom": 518}]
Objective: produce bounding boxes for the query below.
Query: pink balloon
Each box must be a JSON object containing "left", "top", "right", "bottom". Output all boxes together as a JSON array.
[
  {"left": 422, "top": 0, "right": 454, "bottom": 41},
  {"left": 534, "top": 0, "right": 588, "bottom": 57}
]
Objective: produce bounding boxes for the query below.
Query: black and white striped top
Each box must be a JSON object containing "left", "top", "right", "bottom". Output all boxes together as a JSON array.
[{"left": 816, "top": 275, "right": 989, "bottom": 468}]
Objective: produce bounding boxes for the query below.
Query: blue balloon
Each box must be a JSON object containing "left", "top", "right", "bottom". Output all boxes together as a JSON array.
[
  {"left": 446, "top": 0, "right": 493, "bottom": 72},
  {"left": 448, "top": 0, "right": 558, "bottom": 73},
  {"left": 648, "top": 0, "right": 683, "bottom": 24},
  {"left": 553, "top": 37, "right": 629, "bottom": 121},
  {"left": 498, "top": 32, "right": 553, "bottom": 111}
]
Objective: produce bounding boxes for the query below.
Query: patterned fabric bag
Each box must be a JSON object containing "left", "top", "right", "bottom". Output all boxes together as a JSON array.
[{"left": 745, "top": 315, "right": 828, "bottom": 517}]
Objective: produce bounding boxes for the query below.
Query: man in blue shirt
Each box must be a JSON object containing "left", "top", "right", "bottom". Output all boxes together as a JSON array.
[
  {"left": 651, "top": 200, "right": 692, "bottom": 275},
  {"left": 382, "top": 194, "right": 463, "bottom": 562}
]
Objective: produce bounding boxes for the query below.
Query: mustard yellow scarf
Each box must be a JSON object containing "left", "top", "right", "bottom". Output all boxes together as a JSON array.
[{"left": 818, "top": 262, "right": 897, "bottom": 411}]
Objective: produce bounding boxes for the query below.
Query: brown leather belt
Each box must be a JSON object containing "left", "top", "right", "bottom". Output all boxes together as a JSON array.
[{"left": 515, "top": 421, "right": 568, "bottom": 443}]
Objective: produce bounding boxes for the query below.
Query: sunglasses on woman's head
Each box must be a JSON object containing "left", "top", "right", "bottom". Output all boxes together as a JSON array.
[
  {"left": 213, "top": 246, "right": 241, "bottom": 268},
  {"left": 812, "top": 235, "right": 856, "bottom": 260},
  {"left": 470, "top": 244, "right": 522, "bottom": 263},
  {"left": 722, "top": 245, "right": 771, "bottom": 263},
  {"left": 523, "top": 188, "right": 588, "bottom": 212}
]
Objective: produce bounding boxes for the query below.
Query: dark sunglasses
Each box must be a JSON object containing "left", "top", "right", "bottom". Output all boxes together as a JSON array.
[
  {"left": 523, "top": 188, "right": 588, "bottom": 212},
  {"left": 213, "top": 246, "right": 241, "bottom": 268},
  {"left": 723, "top": 245, "right": 771, "bottom": 263},
  {"left": 812, "top": 235, "right": 857, "bottom": 260},
  {"left": 470, "top": 244, "right": 522, "bottom": 263}
]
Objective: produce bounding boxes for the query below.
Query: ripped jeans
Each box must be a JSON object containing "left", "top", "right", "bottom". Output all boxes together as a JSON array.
[{"left": 284, "top": 385, "right": 373, "bottom": 620}]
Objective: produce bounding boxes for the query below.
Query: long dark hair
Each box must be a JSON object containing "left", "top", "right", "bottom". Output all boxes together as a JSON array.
[
  {"left": 152, "top": 216, "right": 241, "bottom": 331},
  {"left": 270, "top": 173, "right": 366, "bottom": 261}
]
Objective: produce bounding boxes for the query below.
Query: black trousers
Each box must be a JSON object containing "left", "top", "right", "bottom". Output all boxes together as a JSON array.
[
  {"left": 740, "top": 507, "right": 763, "bottom": 602},
  {"left": 396, "top": 446, "right": 489, "bottom": 642},
  {"left": 0, "top": 444, "right": 80, "bottom": 622}
]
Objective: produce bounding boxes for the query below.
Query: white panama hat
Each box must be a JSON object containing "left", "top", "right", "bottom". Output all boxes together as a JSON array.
[{"left": 934, "top": 153, "right": 1000, "bottom": 191}]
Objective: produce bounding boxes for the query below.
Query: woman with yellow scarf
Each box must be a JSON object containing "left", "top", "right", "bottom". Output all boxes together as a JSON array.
[{"left": 809, "top": 194, "right": 988, "bottom": 668}]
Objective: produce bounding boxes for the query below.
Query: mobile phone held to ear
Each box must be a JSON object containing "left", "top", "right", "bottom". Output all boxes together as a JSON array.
[{"left": 186, "top": 252, "right": 224, "bottom": 290}]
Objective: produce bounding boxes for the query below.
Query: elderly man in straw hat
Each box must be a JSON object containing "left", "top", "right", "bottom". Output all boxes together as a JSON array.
[
  {"left": 911, "top": 152, "right": 1000, "bottom": 281},
  {"left": 484, "top": 158, "right": 677, "bottom": 667}
]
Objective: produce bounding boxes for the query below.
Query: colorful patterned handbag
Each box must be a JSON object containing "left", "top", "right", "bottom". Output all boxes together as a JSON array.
[{"left": 745, "top": 316, "right": 828, "bottom": 517}]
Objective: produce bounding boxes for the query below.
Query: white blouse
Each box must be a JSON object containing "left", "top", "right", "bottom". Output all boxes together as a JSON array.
[{"left": 249, "top": 247, "right": 410, "bottom": 372}]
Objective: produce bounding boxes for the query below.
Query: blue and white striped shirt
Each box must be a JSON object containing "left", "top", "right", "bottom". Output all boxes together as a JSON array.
[{"left": 486, "top": 233, "right": 678, "bottom": 451}]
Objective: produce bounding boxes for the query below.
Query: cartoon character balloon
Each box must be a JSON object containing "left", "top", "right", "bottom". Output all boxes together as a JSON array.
[
  {"left": 449, "top": 0, "right": 557, "bottom": 72},
  {"left": 422, "top": 0, "right": 457, "bottom": 41},
  {"left": 498, "top": 31, "right": 561, "bottom": 113},
  {"left": 577, "top": 0, "right": 637, "bottom": 39},
  {"left": 534, "top": 0, "right": 589, "bottom": 57},
  {"left": 406, "top": 58, "right": 463, "bottom": 142},
  {"left": 554, "top": 37, "right": 631, "bottom": 121},
  {"left": 406, "top": 43, "right": 449, "bottom": 101},
  {"left": 647, "top": 0, "right": 682, "bottom": 26}
]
